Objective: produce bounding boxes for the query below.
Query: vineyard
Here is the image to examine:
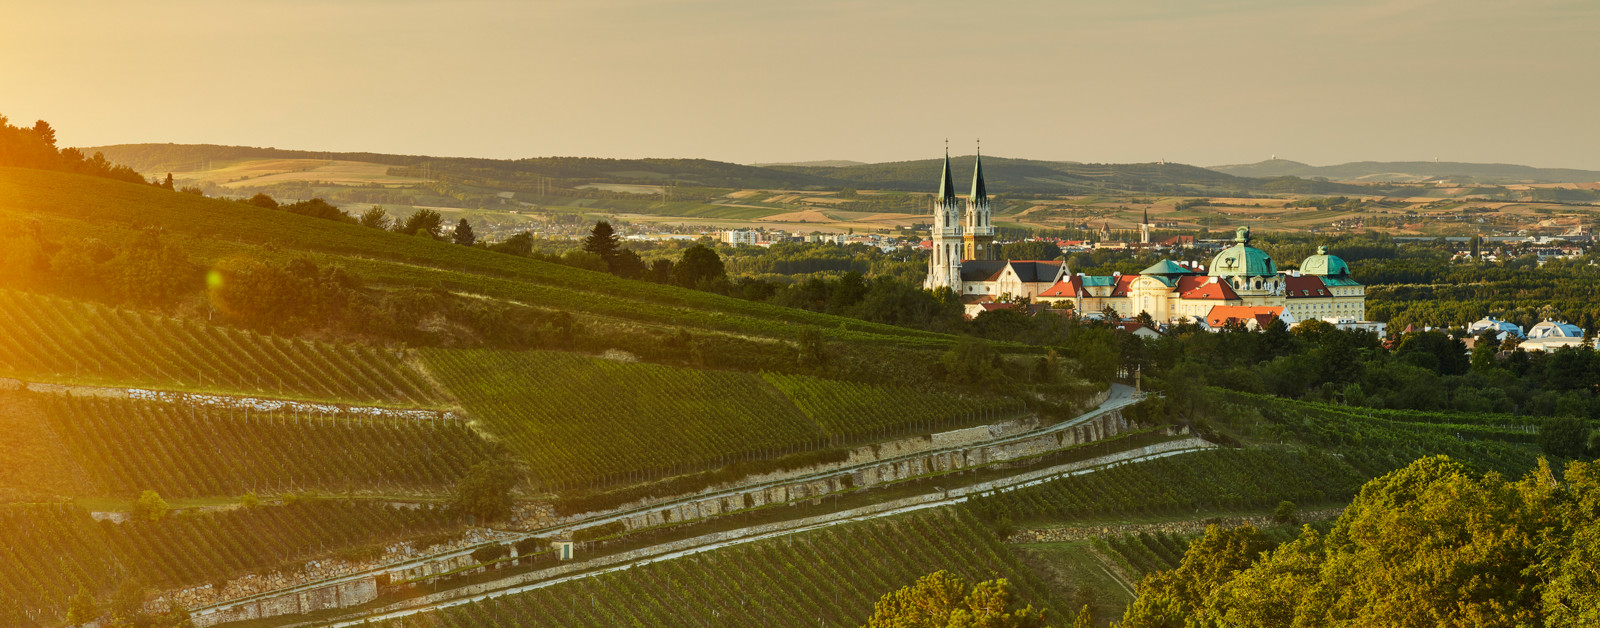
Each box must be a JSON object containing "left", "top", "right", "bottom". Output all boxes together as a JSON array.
[
  {"left": 1217, "top": 390, "right": 1545, "bottom": 477},
  {"left": 967, "top": 448, "right": 1368, "bottom": 522},
  {"left": 0, "top": 289, "right": 443, "bottom": 406},
  {"left": 0, "top": 168, "right": 954, "bottom": 348},
  {"left": 0, "top": 500, "right": 462, "bottom": 624},
  {"left": 3, "top": 390, "right": 502, "bottom": 498},
  {"left": 375, "top": 508, "right": 1065, "bottom": 628},
  {"left": 422, "top": 348, "right": 1010, "bottom": 488}
]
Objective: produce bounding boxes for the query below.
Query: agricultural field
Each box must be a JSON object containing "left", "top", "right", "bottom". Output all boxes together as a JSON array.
[
  {"left": 375, "top": 508, "right": 1070, "bottom": 628},
  {"left": 0, "top": 167, "right": 954, "bottom": 349},
  {"left": 0, "top": 390, "right": 500, "bottom": 499},
  {"left": 422, "top": 349, "right": 1007, "bottom": 489},
  {"left": 0, "top": 500, "right": 463, "bottom": 624},
  {"left": 0, "top": 289, "right": 443, "bottom": 406}
]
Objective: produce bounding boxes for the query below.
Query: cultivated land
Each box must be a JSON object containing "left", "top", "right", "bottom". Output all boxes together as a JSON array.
[
  {"left": 0, "top": 155, "right": 1573, "bottom": 627},
  {"left": 88, "top": 144, "right": 1600, "bottom": 238}
]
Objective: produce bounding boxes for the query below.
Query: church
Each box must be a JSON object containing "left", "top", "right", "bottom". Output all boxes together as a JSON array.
[{"left": 923, "top": 150, "right": 1373, "bottom": 330}]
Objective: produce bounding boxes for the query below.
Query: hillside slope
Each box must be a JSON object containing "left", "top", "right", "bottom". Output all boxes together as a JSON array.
[{"left": 1211, "top": 158, "right": 1600, "bottom": 184}]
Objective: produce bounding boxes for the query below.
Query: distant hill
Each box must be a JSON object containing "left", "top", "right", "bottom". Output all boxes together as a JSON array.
[
  {"left": 87, "top": 143, "right": 1368, "bottom": 196},
  {"left": 750, "top": 160, "right": 867, "bottom": 168},
  {"left": 772, "top": 156, "right": 1373, "bottom": 195},
  {"left": 1210, "top": 158, "right": 1600, "bottom": 184},
  {"left": 85, "top": 144, "right": 842, "bottom": 190}
]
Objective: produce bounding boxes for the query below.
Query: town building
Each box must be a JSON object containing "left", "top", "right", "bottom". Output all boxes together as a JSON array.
[
  {"left": 1521, "top": 320, "right": 1587, "bottom": 352},
  {"left": 923, "top": 153, "right": 1374, "bottom": 329}
]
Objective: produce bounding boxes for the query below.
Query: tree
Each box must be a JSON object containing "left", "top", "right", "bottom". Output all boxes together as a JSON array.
[
  {"left": 866, "top": 571, "right": 1050, "bottom": 628},
  {"left": 1539, "top": 415, "right": 1591, "bottom": 459},
  {"left": 240, "top": 492, "right": 260, "bottom": 508},
  {"left": 280, "top": 198, "right": 355, "bottom": 223},
  {"left": 131, "top": 490, "right": 169, "bottom": 521},
  {"left": 489, "top": 231, "right": 534, "bottom": 256},
  {"left": 671, "top": 244, "right": 725, "bottom": 288},
  {"left": 243, "top": 193, "right": 278, "bottom": 209},
  {"left": 1273, "top": 500, "right": 1298, "bottom": 525},
  {"left": 583, "top": 220, "right": 620, "bottom": 262},
  {"left": 358, "top": 206, "right": 391, "bottom": 230},
  {"left": 453, "top": 460, "right": 520, "bottom": 522},
  {"left": 1001, "top": 240, "right": 1063, "bottom": 261},
  {"left": 66, "top": 585, "right": 99, "bottom": 626},
  {"left": 161, "top": 173, "right": 174, "bottom": 190},
  {"left": 610, "top": 248, "right": 647, "bottom": 279},
  {"left": 452, "top": 218, "right": 476, "bottom": 246},
  {"left": 109, "top": 580, "right": 145, "bottom": 622},
  {"left": 396, "top": 209, "right": 444, "bottom": 239}
]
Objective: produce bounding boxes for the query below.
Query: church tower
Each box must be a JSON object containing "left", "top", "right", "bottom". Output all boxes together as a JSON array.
[
  {"left": 963, "top": 147, "right": 996, "bottom": 260},
  {"left": 1140, "top": 207, "right": 1152, "bottom": 244},
  {"left": 924, "top": 149, "right": 965, "bottom": 292}
]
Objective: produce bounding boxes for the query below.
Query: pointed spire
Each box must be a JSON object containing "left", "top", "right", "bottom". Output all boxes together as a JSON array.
[
  {"left": 1143, "top": 207, "right": 1149, "bottom": 225},
  {"left": 968, "top": 142, "right": 987, "bottom": 203},
  {"left": 937, "top": 143, "right": 957, "bottom": 202}
]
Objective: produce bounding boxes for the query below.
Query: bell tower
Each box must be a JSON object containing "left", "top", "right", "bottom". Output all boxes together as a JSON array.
[
  {"left": 963, "top": 144, "right": 995, "bottom": 260},
  {"left": 924, "top": 146, "right": 964, "bottom": 292}
]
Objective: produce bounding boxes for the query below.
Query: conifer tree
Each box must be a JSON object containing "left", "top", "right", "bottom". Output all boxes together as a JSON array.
[
  {"left": 452, "top": 218, "right": 476, "bottom": 246},
  {"left": 583, "top": 220, "right": 620, "bottom": 262}
]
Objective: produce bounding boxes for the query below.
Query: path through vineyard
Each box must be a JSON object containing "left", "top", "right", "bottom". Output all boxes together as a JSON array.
[
  {"left": 311, "top": 440, "right": 1211, "bottom": 626},
  {"left": 187, "top": 384, "right": 1151, "bottom": 626}
]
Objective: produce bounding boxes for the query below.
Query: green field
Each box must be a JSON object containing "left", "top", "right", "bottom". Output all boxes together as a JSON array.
[
  {"left": 422, "top": 349, "right": 1005, "bottom": 489},
  {"left": 0, "top": 289, "right": 443, "bottom": 406},
  {"left": 0, "top": 389, "right": 500, "bottom": 498}
]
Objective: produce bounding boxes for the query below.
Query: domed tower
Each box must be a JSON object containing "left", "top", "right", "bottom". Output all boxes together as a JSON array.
[
  {"left": 1301, "top": 245, "right": 1365, "bottom": 319},
  {"left": 1208, "top": 226, "right": 1282, "bottom": 298},
  {"left": 924, "top": 149, "right": 965, "bottom": 291},
  {"left": 963, "top": 147, "right": 996, "bottom": 260}
]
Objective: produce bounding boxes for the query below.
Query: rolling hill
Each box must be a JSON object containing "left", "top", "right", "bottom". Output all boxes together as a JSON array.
[
  {"left": 1210, "top": 158, "right": 1600, "bottom": 184},
  {"left": 86, "top": 143, "right": 1370, "bottom": 197}
]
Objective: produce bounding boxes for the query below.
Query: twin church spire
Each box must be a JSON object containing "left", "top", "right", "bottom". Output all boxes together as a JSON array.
[{"left": 924, "top": 143, "right": 996, "bottom": 291}]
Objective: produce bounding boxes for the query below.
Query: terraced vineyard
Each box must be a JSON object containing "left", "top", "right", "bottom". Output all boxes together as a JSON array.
[
  {"left": 0, "top": 168, "right": 954, "bottom": 348},
  {"left": 0, "top": 501, "right": 462, "bottom": 623},
  {"left": 0, "top": 290, "right": 443, "bottom": 406},
  {"left": 967, "top": 448, "right": 1368, "bottom": 522},
  {"left": 423, "top": 349, "right": 1011, "bottom": 488},
  {"left": 3, "top": 390, "right": 502, "bottom": 498},
  {"left": 376, "top": 508, "right": 1065, "bottom": 628}
]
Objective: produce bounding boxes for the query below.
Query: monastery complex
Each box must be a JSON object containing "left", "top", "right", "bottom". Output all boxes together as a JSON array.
[{"left": 923, "top": 150, "right": 1380, "bottom": 332}]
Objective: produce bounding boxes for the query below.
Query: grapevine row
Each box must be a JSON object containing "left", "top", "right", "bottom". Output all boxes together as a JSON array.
[
  {"left": 422, "top": 348, "right": 1016, "bottom": 488},
  {"left": 18, "top": 390, "right": 500, "bottom": 498},
  {"left": 375, "top": 508, "right": 1064, "bottom": 628},
  {"left": 0, "top": 289, "right": 442, "bottom": 405}
]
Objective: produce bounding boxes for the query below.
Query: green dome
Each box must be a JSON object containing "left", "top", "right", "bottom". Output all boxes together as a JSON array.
[
  {"left": 1300, "top": 246, "right": 1351, "bottom": 276},
  {"left": 1209, "top": 227, "right": 1276, "bottom": 277}
]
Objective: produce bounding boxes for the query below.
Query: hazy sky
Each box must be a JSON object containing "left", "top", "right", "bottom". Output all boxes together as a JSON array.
[{"left": 4, "top": 0, "right": 1598, "bottom": 168}]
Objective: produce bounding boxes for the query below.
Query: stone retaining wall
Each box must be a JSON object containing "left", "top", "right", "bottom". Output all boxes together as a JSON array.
[{"left": 606, "top": 406, "right": 1133, "bottom": 533}]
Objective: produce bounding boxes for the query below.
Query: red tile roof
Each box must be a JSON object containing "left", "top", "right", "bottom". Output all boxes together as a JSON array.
[
  {"left": 1179, "top": 277, "right": 1239, "bottom": 300},
  {"left": 1284, "top": 275, "right": 1330, "bottom": 298},
  {"left": 1206, "top": 305, "right": 1284, "bottom": 328},
  {"left": 1038, "top": 275, "right": 1084, "bottom": 298},
  {"left": 1109, "top": 275, "right": 1139, "bottom": 297}
]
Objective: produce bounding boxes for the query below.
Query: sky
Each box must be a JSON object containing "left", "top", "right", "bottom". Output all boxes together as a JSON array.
[{"left": 4, "top": 0, "right": 1598, "bottom": 169}]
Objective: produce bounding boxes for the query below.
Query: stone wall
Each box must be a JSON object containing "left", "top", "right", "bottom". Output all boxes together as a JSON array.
[
  {"left": 604, "top": 407, "right": 1134, "bottom": 534},
  {"left": 346, "top": 437, "right": 1215, "bottom": 625}
]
